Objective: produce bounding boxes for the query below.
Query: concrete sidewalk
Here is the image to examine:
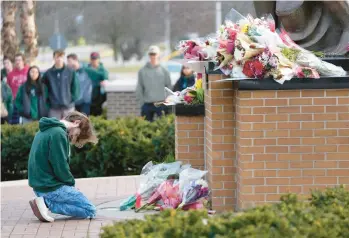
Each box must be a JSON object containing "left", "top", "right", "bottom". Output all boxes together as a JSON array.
[{"left": 1, "top": 176, "right": 156, "bottom": 238}]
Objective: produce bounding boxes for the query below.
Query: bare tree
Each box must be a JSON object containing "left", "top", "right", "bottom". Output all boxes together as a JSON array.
[
  {"left": 1, "top": 1, "right": 19, "bottom": 62},
  {"left": 20, "top": 0, "right": 38, "bottom": 64}
]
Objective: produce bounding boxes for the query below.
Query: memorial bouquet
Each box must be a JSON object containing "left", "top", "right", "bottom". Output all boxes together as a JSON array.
[
  {"left": 160, "top": 78, "right": 204, "bottom": 106},
  {"left": 177, "top": 8, "right": 347, "bottom": 84},
  {"left": 120, "top": 161, "right": 211, "bottom": 213}
]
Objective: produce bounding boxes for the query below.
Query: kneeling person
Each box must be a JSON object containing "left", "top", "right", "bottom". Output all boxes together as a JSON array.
[{"left": 28, "top": 111, "right": 98, "bottom": 222}]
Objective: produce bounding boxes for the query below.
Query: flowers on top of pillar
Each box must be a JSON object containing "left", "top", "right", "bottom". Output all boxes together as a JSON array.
[{"left": 176, "top": 8, "right": 346, "bottom": 84}]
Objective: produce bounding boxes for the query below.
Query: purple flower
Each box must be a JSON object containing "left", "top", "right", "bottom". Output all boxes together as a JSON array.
[{"left": 178, "top": 180, "right": 209, "bottom": 209}]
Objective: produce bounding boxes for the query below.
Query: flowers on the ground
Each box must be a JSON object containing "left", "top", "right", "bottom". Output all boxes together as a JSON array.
[
  {"left": 177, "top": 179, "right": 209, "bottom": 209},
  {"left": 129, "top": 162, "right": 209, "bottom": 213}
]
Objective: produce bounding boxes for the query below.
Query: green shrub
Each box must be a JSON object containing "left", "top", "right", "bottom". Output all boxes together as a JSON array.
[
  {"left": 101, "top": 186, "right": 349, "bottom": 238},
  {"left": 1, "top": 115, "right": 175, "bottom": 181}
]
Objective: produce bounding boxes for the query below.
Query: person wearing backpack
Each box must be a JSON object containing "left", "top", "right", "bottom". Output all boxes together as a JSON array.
[
  {"left": 15, "top": 66, "right": 49, "bottom": 124},
  {"left": 136, "top": 45, "right": 172, "bottom": 122}
]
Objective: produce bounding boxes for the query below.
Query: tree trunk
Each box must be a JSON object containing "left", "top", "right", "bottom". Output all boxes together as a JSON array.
[
  {"left": 1, "top": 1, "right": 19, "bottom": 62},
  {"left": 20, "top": 0, "right": 38, "bottom": 64}
]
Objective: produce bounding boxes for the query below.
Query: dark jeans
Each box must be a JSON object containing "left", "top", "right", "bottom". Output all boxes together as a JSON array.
[
  {"left": 1, "top": 117, "right": 8, "bottom": 124},
  {"left": 76, "top": 103, "right": 91, "bottom": 116},
  {"left": 9, "top": 105, "right": 19, "bottom": 124},
  {"left": 141, "top": 103, "right": 168, "bottom": 122},
  {"left": 91, "top": 86, "right": 106, "bottom": 116}
]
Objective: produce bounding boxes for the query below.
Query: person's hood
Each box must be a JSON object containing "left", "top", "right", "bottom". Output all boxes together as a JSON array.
[
  {"left": 39, "top": 117, "right": 67, "bottom": 132},
  {"left": 98, "top": 62, "right": 105, "bottom": 69}
]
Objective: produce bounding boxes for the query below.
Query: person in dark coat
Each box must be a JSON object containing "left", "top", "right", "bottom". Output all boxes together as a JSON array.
[
  {"left": 15, "top": 66, "right": 49, "bottom": 124},
  {"left": 173, "top": 65, "right": 196, "bottom": 92}
]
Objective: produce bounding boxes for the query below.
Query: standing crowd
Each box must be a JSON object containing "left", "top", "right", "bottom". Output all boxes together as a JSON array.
[
  {"left": 1, "top": 50, "right": 108, "bottom": 124},
  {"left": 1, "top": 45, "right": 197, "bottom": 125}
]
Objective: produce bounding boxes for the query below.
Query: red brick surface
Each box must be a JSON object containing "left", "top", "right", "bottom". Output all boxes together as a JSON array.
[
  {"left": 236, "top": 89, "right": 349, "bottom": 210},
  {"left": 175, "top": 116, "right": 205, "bottom": 170}
]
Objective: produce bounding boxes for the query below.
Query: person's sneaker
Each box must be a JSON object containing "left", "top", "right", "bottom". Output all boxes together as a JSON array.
[{"left": 29, "top": 197, "right": 54, "bottom": 222}]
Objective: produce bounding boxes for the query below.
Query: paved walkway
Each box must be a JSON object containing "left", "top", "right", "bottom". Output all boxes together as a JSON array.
[{"left": 1, "top": 176, "right": 156, "bottom": 238}]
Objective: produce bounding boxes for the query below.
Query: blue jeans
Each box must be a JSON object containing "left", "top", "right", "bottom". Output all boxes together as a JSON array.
[
  {"left": 35, "top": 185, "right": 96, "bottom": 219},
  {"left": 141, "top": 103, "right": 168, "bottom": 122},
  {"left": 9, "top": 105, "right": 20, "bottom": 124}
]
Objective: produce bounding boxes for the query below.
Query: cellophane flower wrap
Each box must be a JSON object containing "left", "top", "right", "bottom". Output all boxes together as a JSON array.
[
  {"left": 179, "top": 167, "right": 208, "bottom": 192},
  {"left": 177, "top": 8, "right": 347, "bottom": 84},
  {"left": 120, "top": 161, "right": 182, "bottom": 210},
  {"left": 158, "top": 179, "right": 182, "bottom": 210},
  {"left": 178, "top": 179, "right": 209, "bottom": 209}
]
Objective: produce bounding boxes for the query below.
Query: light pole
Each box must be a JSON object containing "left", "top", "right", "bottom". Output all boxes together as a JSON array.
[
  {"left": 165, "top": 1, "right": 171, "bottom": 56},
  {"left": 216, "top": 1, "right": 222, "bottom": 32}
]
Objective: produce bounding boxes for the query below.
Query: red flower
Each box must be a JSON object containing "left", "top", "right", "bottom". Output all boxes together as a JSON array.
[
  {"left": 243, "top": 60, "right": 265, "bottom": 79},
  {"left": 253, "top": 60, "right": 265, "bottom": 79},
  {"left": 184, "top": 95, "right": 193, "bottom": 104},
  {"left": 243, "top": 61, "right": 254, "bottom": 78}
]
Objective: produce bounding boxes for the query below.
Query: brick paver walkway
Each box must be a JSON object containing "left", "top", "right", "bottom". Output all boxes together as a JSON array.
[{"left": 1, "top": 176, "right": 150, "bottom": 238}]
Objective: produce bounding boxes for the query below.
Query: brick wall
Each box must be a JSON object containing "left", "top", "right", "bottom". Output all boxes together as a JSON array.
[
  {"left": 204, "top": 74, "right": 237, "bottom": 212},
  {"left": 175, "top": 116, "right": 205, "bottom": 170},
  {"left": 106, "top": 92, "right": 140, "bottom": 119},
  {"left": 175, "top": 73, "right": 349, "bottom": 212},
  {"left": 235, "top": 89, "right": 349, "bottom": 210}
]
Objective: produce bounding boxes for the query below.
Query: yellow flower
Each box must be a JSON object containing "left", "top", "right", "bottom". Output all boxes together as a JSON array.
[
  {"left": 195, "top": 79, "right": 203, "bottom": 89},
  {"left": 241, "top": 24, "right": 249, "bottom": 33},
  {"left": 120, "top": 131, "right": 125, "bottom": 135}
]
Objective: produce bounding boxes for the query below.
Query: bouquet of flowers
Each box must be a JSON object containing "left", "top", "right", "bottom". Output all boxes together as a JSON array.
[
  {"left": 119, "top": 161, "right": 182, "bottom": 211},
  {"left": 120, "top": 162, "right": 211, "bottom": 213},
  {"left": 177, "top": 8, "right": 347, "bottom": 84},
  {"left": 158, "top": 179, "right": 182, "bottom": 210},
  {"left": 183, "top": 78, "right": 204, "bottom": 105},
  {"left": 177, "top": 179, "right": 209, "bottom": 210}
]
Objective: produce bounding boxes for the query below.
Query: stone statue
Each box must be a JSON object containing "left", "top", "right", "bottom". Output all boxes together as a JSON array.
[{"left": 253, "top": 1, "right": 349, "bottom": 55}]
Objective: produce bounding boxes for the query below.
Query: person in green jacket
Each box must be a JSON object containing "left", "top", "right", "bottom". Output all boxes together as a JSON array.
[
  {"left": 28, "top": 112, "right": 98, "bottom": 222},
  {"left": 1, "top": 56, "right": 13, "bottom": 82},
  {"left": 15, "top": 66, "right": 49, "bottom": 124},
  {"left": 88, "top": 52, "right": 109, "bottom": 116},
  {"left": 67, "top": 53, "right": 104, "bottom": 116},
  {"left": 1, "top": 78, "right": 13, "bottom": 124}
]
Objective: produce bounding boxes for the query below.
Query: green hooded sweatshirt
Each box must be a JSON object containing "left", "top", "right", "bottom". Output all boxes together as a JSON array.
[{"left": 28, "top": 117, "right": 75, "bottom": 192}]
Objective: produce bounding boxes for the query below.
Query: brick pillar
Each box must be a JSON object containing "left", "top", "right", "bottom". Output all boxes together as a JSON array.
[
  {"left": 204, "top": 75, "right": 237, "bottom": 212},
  {"left": 236, "top": 89, "right": 349, "bottom": 210},
  {"left": 175, "top": 116, "right": 205, "bottom": 170}
]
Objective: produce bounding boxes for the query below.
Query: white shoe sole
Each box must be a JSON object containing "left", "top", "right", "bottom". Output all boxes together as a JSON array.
[{"left": 29, "top": 199, "right": 54, "bottom": 222}]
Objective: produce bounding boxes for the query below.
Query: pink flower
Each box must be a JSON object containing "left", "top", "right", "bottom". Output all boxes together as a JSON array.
[
  {"left": 296, "top": 67, "right": 320, "bottom": 78},
  {"left": 184, "top": 95, "right": 193, "bottom": 104},
  {"left": 184, "top": 41, "right": 207, "bottom": 60},
  {"left": 226, "top": 40, "right": 235, "bottom": 54},
  {"left": 227, "top": 28, "right": 237, "bottom": 41}
]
